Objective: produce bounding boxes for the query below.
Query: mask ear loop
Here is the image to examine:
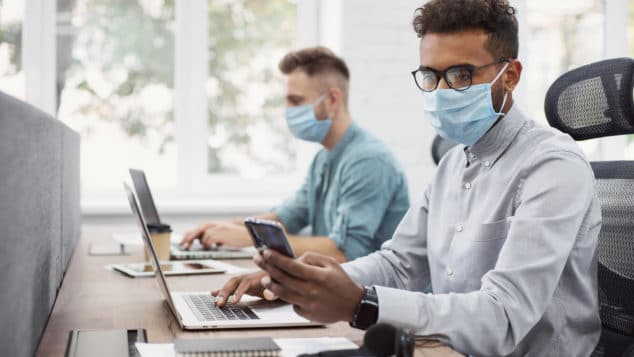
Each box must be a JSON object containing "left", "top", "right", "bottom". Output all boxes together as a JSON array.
[
  {"left": 491, "top": 62, "right": 510, "bottom": 116},
  {"left": 313, "top": 93, "right": 327, "bottom": 106},
  {"left": 313, "top": 93, "right": 334, "bottom": 120}
]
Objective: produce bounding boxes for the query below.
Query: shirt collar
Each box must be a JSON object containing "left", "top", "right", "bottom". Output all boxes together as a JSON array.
[
  {"left": 326, "top": 121, "right": 360, "bottom": 163},
  {"left": 465, "top": 105, "right": 527, "bottom": 168}
]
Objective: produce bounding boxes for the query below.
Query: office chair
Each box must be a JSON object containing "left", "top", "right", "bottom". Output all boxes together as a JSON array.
[
  {"left": 431, "top": 134, "right": 458, "bottom": 165},
  {"left": 544, "top": 57, "right": 634, "bottom": 357}
]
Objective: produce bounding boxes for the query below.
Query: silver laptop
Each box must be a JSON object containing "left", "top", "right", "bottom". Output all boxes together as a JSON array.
[
  {"left": 124, "top": 183, "right": 317, "bottom": 330},
  {"left": 129, "top": 168, "right": 253, "bottom": 260}
]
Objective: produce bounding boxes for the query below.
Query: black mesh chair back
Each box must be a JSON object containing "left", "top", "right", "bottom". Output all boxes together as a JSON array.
[
  {"left": 544, "top": 58, "right": 634, "bottom": 357},
  {"left": 431, "top": 134, "right": 459, "bottom": 165},
  {"left": 545, "top": 57, "right": 634, "bottom": 140}
]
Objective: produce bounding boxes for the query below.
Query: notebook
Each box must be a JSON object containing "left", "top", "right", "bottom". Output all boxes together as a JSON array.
[{"left": 174, "top": 337, "right": 281, "bottom": 357}]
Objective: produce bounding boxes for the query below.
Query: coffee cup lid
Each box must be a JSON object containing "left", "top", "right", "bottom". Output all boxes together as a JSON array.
[{"left": 146, "top": 223, "right": 172, "bottom": 233}]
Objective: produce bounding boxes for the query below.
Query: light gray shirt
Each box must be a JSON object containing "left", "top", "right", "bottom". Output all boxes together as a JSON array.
[{"left": 343, "top": 106, "right": 602, "bottom": 356}]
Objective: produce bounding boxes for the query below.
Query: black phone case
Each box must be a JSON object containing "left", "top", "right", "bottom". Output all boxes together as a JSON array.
[{"left": 244, "top": 219, "right": 295, "bottom": 258}]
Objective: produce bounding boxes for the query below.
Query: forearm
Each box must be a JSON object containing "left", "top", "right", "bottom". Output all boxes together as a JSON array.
[
  {"left": 374, "top": 285, "right": 522, "bottom": 356},
  {"left": 287, "top": 235, "right": 348, "bottom": 263},
  {"left": 230, "top": 212, "right": 280, "bottom": 225}
]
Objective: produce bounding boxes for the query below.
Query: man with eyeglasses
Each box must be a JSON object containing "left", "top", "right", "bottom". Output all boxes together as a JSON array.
[
  {"left": 214, "top": 1, "right": 601, "bottom": 355},
  {"left": 181, "top": 46, "right": 409, "bottom": 263}
]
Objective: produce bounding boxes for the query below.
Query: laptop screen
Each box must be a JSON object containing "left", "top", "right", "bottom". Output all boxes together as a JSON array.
[
  {"left": 129, "top": 169, "right": 161, "bottom": 225},
  {"left": 123, "top": 183, "right": 178, "bottom": 313}
]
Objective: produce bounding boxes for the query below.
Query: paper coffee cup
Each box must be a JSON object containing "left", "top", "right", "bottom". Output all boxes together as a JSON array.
[{"left": 145, "top": 223, "right": 172, "bottom": 262}]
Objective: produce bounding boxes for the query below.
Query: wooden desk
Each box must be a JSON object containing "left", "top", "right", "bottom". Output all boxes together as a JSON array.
[{"left": 36, "top": 227, "right": 461, "bottom": 356}]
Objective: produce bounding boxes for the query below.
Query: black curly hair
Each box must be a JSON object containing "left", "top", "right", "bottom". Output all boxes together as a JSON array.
[{"left": 413, "top": 0, "right": 518, "bottom": 60}]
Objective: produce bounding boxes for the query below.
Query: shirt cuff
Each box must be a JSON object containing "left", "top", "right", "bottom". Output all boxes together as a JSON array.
[{"left": 374, "top": 285, "right": 430, "bottom": 333}]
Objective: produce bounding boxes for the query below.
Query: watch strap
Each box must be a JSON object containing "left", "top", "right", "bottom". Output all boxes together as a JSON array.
[{"left": 350, "top": 286, "right": 379, "bottom": 330}]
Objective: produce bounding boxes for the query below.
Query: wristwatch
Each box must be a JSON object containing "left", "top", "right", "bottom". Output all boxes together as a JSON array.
[{"left": 350, "top": 286, "right": 379, "bottom": 330}]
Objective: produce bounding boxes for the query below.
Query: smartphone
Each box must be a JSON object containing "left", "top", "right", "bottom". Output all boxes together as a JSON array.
[{"left": 243, "top": 218, "right": 295, "bottom": 258}]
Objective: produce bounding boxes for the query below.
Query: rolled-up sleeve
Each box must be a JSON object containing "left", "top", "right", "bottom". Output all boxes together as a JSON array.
[
  {"left": 371, "top": 152, "right": 597, "bottom": 356},
  {"left": 272, "top": 173, "right": 310, "bottom": 234},
  {"left": 330, "top": 158, "right": 405, "bottom": 260}
]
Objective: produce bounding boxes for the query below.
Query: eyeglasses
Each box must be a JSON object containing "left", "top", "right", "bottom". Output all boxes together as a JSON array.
[{"left": 411, "top": 59, "right": 510, "bottom": 92}]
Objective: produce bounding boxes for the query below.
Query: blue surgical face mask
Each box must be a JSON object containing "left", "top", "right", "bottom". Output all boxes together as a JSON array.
[
  {"left": 285, "top": 94, "right": 332, "bottom": 143},
  {"left": 422, "top": 63, "right": 509, "bottom": 146}
]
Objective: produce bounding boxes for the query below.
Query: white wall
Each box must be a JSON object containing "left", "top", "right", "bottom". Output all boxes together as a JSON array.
[{"left": 338, "top": 0, "right": 436, "bottom": 200}]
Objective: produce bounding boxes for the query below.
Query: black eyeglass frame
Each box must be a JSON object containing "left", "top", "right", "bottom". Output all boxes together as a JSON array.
[{"left": 411, "top": 58, "right": 511, "bottom": 92}]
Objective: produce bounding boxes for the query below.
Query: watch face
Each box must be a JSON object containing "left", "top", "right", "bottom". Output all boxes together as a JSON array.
[{"left": 358, "top": 302, "right": 379, "bottom": 327}]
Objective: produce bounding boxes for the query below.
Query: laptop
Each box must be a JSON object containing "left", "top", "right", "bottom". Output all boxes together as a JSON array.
[
  {"left": 123, "top": 183, "right": 317, "bottom": 330},
  {"left": 129, "top": 168, "right": 254, "bottom": 260}
]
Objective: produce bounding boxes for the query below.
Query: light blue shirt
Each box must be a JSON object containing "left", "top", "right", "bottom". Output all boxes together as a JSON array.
[
  {"left": 344, "top": 106, "right": 601, "bottom": 356},
  {"left": 273, "top": 122, "right": 409, "bottom": 260}
]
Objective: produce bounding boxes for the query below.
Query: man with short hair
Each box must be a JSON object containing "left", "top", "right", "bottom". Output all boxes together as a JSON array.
[
  {"left": 215, "top": 1, "right": 602, "bottom": 355},
  {"left": 181, "top": 46, "right": 409, "bottom": 263}
]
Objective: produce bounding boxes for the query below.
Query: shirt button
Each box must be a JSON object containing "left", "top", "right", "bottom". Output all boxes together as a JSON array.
[
  {"left": 456, "top": 224, "right": 463, "bottom": 232},
  {"left": 464, "top": 182, "right": 472, "bottom": 190},
  {"left": 447, "top": 267, "right": 455, "bottom": 276},
  {"left": 484, "top": 161, "right": 491, "bottom": 167}
]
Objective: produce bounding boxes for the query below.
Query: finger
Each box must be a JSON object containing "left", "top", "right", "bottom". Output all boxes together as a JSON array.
[
  {"left": 261, "top": 276, "right": 305, "bottom": 306},
  {"left": 201, "top": 234, "right": 212, "bottom": 249},
  {"left": 260, "top": 263, "right": 309, "bottom": 296},
  {"left": 234, "top": 278, "right": 260, "bottom": 302},
  {"left": 262, "top": 288, "right": 278, "bottom": 301},
  {"left": 201, "top": 230, "right": 219, "bottom": 249},
  {"left": 180, "top": 227, "right": 204, "bottom": 246},
  {"left": 298, "top": 251, "right": 336, "bottom": 268},
  {"left": 214, "top": 278, "right": 240, "bottom": 307},
  {"left": 261, "top": 249, "right": 323, "bottom": 280},
  {"left": 253, "top": 253, "right": 264, "bottom": 268},
  {"left": 181, "top": 225, "right": 206, "bottom": 243}
]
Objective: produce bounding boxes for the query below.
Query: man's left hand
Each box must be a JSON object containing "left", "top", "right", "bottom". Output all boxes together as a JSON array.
[{"left": 254, "top": 250, "right": 364, "bottom": 324}]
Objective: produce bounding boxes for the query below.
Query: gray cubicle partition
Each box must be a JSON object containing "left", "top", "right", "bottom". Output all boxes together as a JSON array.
[{"left": 0, "top": 91, "right": 80, "bottom": 357}]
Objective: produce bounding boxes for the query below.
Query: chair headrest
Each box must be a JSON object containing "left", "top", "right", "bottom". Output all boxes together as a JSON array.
[
  {"left": 431, "top": 134, "right": 459, "bottom": 165},
  {"left": 544, "top": 57, "right": 634, "bottom": 140}
]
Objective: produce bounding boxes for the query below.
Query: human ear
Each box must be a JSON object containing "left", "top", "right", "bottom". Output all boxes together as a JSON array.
[
  {"left": 322, "top": 88, "right": 340, "bottom": 118},
  {"left": 503, "top": 60, "right": 522, "bottom": 92}
]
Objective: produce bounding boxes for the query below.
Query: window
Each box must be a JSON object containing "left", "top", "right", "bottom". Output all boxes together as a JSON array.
[
  {"left": 57, "top": 0, "right": 177, "bottom": 192},
  {"left": 206, "top": 1, "right": 297, "bottom": 177},
  {"left": 523, "top": 0, "right": 605, "bottom": 160},
  {"left": 53, "top": 0, "right": 304, "bottom": 208},
  {"left": 0, "top": 0, "right": 24, "bottom": 99}
]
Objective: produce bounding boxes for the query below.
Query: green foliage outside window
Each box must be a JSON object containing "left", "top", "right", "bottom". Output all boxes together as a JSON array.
[{"left": 57, "top": 0, "right": 296, "bottom": 175}]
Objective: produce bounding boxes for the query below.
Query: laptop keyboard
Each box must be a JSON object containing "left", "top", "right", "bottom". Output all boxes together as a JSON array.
[{"left": 184, "top": 294, "right": 259, "bottom": 322}]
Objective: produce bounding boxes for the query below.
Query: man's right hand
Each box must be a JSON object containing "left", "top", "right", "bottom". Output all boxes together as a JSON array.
[
  {"left": 212, "top": 270, "right": 277, "bottom": 307},
  {"left": 181, "top": 222, "right": 252, "bottom": 250},
  {"left": 179, "top": 223, "right": 216, "bottom": 250}
]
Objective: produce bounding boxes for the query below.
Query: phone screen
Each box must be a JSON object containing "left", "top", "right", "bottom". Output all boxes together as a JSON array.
[{"left": 245, "top": 219, "right": 295, "bottom": 258}]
